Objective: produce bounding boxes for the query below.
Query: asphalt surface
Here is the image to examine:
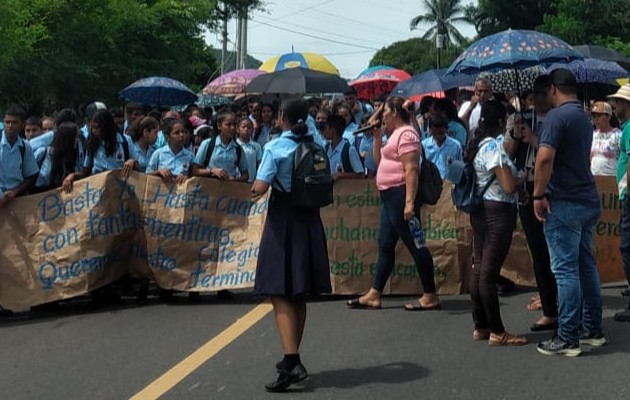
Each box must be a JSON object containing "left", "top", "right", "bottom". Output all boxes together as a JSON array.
[{"left": 1, "top": 287, "right": 629, "bottom": 400}]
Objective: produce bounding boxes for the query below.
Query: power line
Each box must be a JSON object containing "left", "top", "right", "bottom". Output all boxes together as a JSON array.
[
  {"left": 254, "top": 15, "right": 385, "bottom": 48},
  {"left": 251, "top": 20, "right": 380, "bottom": 51},
  {"left": 309, "top": 8, "right": 414, "bottom": 37},
  {"left": 248, "top": 0, "right": 338, "bottom": 30}
]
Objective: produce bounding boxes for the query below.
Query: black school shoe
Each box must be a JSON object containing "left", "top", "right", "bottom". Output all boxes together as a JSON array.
[{"left": 265, "top": 363, "right": 308, "bottom": 393}]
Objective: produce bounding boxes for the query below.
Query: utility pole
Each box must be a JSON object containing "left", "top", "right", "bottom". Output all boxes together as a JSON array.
[
  {"left": 220, "top": 2, "right": 228, "bottom": 74},
  {"left": 235, "top": 15, "right": 242, "bottom": 70},
  {"left": 436, "top": 33, "right": 444, "bottom": 69},
  {"left": 240, "top": 12, "right": 248, "bottom": 69}
]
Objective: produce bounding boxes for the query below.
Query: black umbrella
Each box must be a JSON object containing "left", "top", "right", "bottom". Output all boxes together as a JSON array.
[
  {"left": 245, "top": 67, "right": 349, "bottom": 94},
  {"left": 574, "top": 45, "right": 630, "bottom": 69}
]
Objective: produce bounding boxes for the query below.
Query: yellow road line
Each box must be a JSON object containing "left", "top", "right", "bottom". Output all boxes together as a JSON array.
[{"left": 130, "top": 301, "right": 273, "bottom": 400}]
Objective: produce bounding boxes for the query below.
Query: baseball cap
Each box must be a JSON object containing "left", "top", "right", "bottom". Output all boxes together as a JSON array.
[
  {"left": 591, "top": 101, "right": 612, "bottom": 115},
  {"left": 85, "top": 102, "right": 107, "bottom": 119}
]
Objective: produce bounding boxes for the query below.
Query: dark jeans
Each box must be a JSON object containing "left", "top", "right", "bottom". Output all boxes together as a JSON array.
[
  {"left": 470, "top": 201, "right": 517, "bottom": 333},
  {"left": 620, "top": 197, "right": 630, "bottom": 307},
  {"left": 372, "top": 185, "right": 436, "bottom": 294},
  {"left": 520, "top": 184, "right": 557, "bottom": 318}
]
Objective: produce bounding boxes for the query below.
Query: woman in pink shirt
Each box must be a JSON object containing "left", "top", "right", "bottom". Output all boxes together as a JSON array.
[{"left": 347, "top": 97, "right": 440, "bottom": 310}]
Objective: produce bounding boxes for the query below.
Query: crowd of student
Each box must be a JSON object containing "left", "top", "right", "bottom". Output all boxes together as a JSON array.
[{"left": 2, "top": 70, "right": 630, "bottom": 391}]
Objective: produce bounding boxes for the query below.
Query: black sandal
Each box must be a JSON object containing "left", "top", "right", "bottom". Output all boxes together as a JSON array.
[{"left": 346, "top": 298, "right": 381, "bottom": 310}]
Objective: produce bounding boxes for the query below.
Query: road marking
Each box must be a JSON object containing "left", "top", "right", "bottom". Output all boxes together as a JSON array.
[{"left": 130, "top": 301, "right": 273, "bottom": 400}]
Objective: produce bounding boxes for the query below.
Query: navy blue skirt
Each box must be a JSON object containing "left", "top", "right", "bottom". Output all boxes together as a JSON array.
[{"left": 254, "top": 190, "right": 332, "bottom": 297}]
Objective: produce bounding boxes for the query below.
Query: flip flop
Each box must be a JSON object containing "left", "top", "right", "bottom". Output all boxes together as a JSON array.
[
  {"left": 346, "top": 298, "right": 381, "bottom": 310},
  {"left": 404, "top": 302, "right": 442, "bottom": 311}
]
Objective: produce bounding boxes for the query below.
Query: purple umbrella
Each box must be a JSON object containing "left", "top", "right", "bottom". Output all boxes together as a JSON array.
[{"left": 203, "top": 69, "right": 267, "bottom": 96}]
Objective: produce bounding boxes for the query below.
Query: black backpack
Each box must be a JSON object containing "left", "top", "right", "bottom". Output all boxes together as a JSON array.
[
  {"left": 275, "top": 135, "right": 333, "bottom": 209},
  {"left": 451, "top": 160, "right": 496, "bottom": 214},
  {"left": 325, "top": 140, "right": 359, "bottom": 173},
  {"left": 418, "top": 146, "right": 443, "bottom": 206}
]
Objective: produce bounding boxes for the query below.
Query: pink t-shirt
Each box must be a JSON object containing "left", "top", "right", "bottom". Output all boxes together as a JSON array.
[{"left": 376, "top": 125, "right": 421, "bottom": 190}]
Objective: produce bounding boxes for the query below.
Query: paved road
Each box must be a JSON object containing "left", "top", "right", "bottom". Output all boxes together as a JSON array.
[{"left": 1, "top": 288, "right": 629, "bottom": 400}]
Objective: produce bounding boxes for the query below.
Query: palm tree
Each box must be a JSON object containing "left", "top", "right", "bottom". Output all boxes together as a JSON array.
[{"left": 410, "top": 0, "right": 469, "bottom": 47}]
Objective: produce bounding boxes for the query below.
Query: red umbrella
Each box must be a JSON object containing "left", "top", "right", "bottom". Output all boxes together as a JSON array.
[{"left": 350, "top": 68, "right": 412, "bottom": 100}]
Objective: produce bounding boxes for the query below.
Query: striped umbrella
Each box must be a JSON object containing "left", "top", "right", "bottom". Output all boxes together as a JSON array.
[{"left": 259, "top": 52, "right": 339, "bottom": 75}]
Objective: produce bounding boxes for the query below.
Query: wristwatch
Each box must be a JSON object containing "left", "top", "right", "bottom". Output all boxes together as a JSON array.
[{"left": 532, "top": 194, "right": 546, "bottom": 201}]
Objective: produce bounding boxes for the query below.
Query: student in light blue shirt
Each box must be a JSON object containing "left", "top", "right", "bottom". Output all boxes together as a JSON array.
[
  {"left": 0, "top": 106, "right": 39, "bottom": 206},
  {"left": 251, "top": 99, "right": 331, "bottom": 391},
  {"left": 322, "top": 115, "right": 364, "bottom": 180},
  {"left": 36, "top": 122, "right": 84, "bottom": 190},
  {"left": 129, "top": 116, "right": 159, "bottom": 172},
  {"left": 63, "top": 110, "right": 138, "bottom": 192},
  {"left": 31, "top": 109, "right": 80, "bottom": 166},
  {"left": 236, "top": 118, "right": 262, "bottom": 183},
  {"left": 147, "top": 119, "right": 194, "bottom": 184},
  {"left": 434, "top": 98, "right": 469, "bottom": 147},
  {"left": 311, "top": 109, "right": 328, "bottom": 147},
  {"left": 337, "top": 104, "right": 359, "bottom": 142},
  {"left": 191, "top": 111, "right": 249, "bottom": 182},
  {"left": 421, "top": 114, "right": 463, "bottom": 179},
  {"left": 254, "top": 103, "right": 275, "bottom": 147}
]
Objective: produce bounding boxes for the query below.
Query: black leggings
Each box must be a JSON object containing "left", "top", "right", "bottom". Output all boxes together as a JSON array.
[{"left": 470, "top": 201, "right": 517, "bottom": 333}]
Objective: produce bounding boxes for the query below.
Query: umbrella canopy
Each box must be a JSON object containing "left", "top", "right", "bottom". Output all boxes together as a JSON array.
[
  {"left": 479, "top": 66, "right": 547, "bottom": 92},
  {"left": 196, "top": 93, "right": 231, "bottom": 108},
  {"left": 350, "top": 69, "right": 412, "bottom": 100},
  {"left": 259, "top": 52, "right": 339, "bottom": 75},
  {"left": 357, "top": 65, "right": 395, "bottom": 77},
  {"left": 547, "top": 58, "right": 628, "bottom": 83},
  {"left": 446, "top": 29, "right": 583, "bottom": 74},
  {"left": 574, "top": 45, "right": 630, "bottom": 69},
  {"left": 390, "top": 69, "right": 474, "bottom": 98},
  {"left": 246, "top": 67, "right": 349, "bottom": 95},
  {"left": 119, "top": 77, "right": 197, "bottom": 107},
  {"left": 203, "top": 69, "right": 266, "bottom": 96}
]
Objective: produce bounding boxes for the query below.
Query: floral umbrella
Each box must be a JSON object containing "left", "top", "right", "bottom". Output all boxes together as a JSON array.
[
  {"left": 446, "top": 29, "right": 583, "bottom": 74},
  {"left": 203, "top": 69, "right": 267, "bottom": 96}
]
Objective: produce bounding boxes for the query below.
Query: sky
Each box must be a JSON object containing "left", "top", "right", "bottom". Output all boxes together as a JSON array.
[{"left": 205, "top": 0, "right": 478, "bottom": 79}]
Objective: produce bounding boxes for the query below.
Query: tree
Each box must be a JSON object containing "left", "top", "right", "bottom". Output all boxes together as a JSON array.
[
  {"left": 539, "top": 0, "right": 630, "bottom": 48},
  {"left": 409, "top": 0, "right": 470, "bottom": 47},
  {"left": 464, "top": 0, "right": 549, "bottom": 38},
  {"left": 369, "top": 38, "right": 464, "bottom": 74},
  {"left": 0, "top": 0, "right": 220, "bottom": 114}
]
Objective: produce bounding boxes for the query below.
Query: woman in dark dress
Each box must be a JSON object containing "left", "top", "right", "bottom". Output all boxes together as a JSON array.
[{"left": 251, "top": 99, "right": 331, "bottom": 392}]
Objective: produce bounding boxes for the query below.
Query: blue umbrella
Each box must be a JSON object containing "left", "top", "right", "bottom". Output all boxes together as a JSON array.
[
  {"left": 547, "top": 58, "right": 627, "bottom": 83},
  {"left": 446, "top": 29, "right": 583, "bottom": 74},
  {"left": 119, "top": 77, "right": 198, "bottom": 107},
  {"left": 390, "top": 69, "right": 474, "bottom": 97}
]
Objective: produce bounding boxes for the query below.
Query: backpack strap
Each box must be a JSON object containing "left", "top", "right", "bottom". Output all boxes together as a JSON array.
[
  {"left": 341, "top": 141, "right": 353, "bottom": 173},
  {"left": 203, "top": 136, "right": 218, "bottom": 168},
  {"left": 235, "top": 142, "right": 242, "bottom": 168},
  {"left": 120, "top": 134, "right": 130, "bottom": 161},
  {"left": 480, "top": 175, "right": 497, "bottom": 197}
]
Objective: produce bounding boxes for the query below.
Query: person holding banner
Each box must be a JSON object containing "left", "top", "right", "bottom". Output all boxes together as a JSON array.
[
  {"left": 146, "top": 119, "right": 194, "bottom": 184},
  {"left": 347, "top": 97, "right": 440, "bottom": 311},
  {"left": 63, "top": 110, "right": 139, "bottom": 192},
  {"left": 35, "top": 122, "right": 85, "bottom": 191},
  {"left": 129, "top": 116, "right": 159, "bottom": 172},
  {"left": 251, "top": 99, "right": 331, "bottom": 392}
]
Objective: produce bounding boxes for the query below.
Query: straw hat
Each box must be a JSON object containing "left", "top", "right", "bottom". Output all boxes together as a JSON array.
[{"left": 608, "top": 84, "right": 630, "bottom": 103}]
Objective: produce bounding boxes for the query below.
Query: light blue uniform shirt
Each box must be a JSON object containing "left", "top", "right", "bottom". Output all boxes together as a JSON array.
[
  {"left": 306, "top": 115, "right": 326, "bottom": 147},
  {"left": 83, "top": 133, "right": 138, "bottom": 174},
  {"left": 237, "top": 138, "right": 263, "bottom": 183},
  {"left": 193, "top": 136, "right": 248, "bottom": 178},
  {"left": 256, "top": 125, "right": 272, "bottom": 147},
  {"left": 34, "top": 133, "right": 86, "bottom": 167},
  {"left": 36, "top": 147, "right": 84, "bottom": 188},
  {"left": 132, "top": 141, "right": 156, "bottom": 172},
  {"left": 146, "top": 145, "right": 194, "bottom": 176},
  {"left": 81, "top": 124, "right": 89, "bottom": 140},
  {"left": 0, "top": 133, "right": 39, "bottom": 191},
  {"left": 448, "top": 121, "right": 468, "bottom": 147},
  {"left": 342, "top": 122, "right": 359, "bottom": 142},
  {"left": 155, "top": 130, "right": 167, "bottom": 149},
  {"left": 421, "top": 136, "right": 463, "bottom": 179},
  {"left": 327, "top": 139, "right": 364, "bottom": 174},
  {"left": 358, "top": 134, "right": 377, "bottom": 173},
  {"left": 256, "top": 130, "right": 301, "bottom": 191},
  {"left": 29, "top": 130, "right": 55, "bottom": 152}
]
